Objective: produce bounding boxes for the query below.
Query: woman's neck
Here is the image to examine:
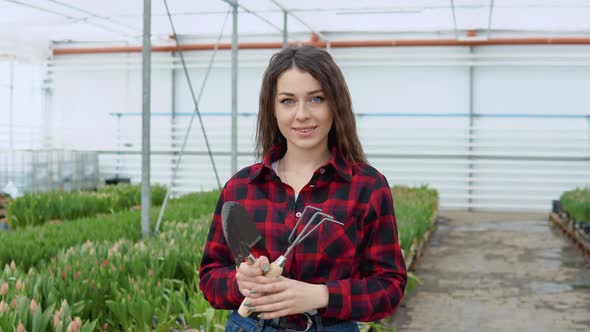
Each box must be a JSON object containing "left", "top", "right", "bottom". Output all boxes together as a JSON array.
[{"left": 281, "top": 144, "right": 331, "bottom": 172}]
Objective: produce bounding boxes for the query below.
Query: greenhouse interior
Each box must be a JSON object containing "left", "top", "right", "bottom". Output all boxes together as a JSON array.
[{"left": 0, "top": 0, "right": 589, "bottom": 331}]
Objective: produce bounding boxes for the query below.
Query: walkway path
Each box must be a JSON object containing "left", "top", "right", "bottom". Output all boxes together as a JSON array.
[{"left": 390, "top": 211, "right": 590, "bottom": 332}]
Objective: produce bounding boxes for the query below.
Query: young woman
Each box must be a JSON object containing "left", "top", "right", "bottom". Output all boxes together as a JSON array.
[{"left": 199, "top": 46, "right": 407, "bottom": 332}]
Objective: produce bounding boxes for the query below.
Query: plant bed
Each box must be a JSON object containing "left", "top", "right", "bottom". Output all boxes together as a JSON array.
[
  {"left": 0, "top": 191, "right": 220, "bottom": 270},
  {"left": 549, "top": 212, "right": 590, "bottom": 258},
  {"left": 1, "top": 186, "right": 437, "bottom": 331},
  {"left": 406, "top": 218, "right": 438, "bottom": 272},
  {"left": 394, "top": 185, "right": 439, "bottom": 271},
  {"left": 550, "top": 188, "right": 590, "bottom": 258},
  {"left": 0, "top": 217, "right": 227, "bottom": 331},
  {"left": 5, "top": 184, "right": 167, "bottom": 229}
]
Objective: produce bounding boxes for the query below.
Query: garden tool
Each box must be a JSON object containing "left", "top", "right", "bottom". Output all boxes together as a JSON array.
[
  {"left": 238, "top": 205, "right": 343, "bottom": 317},
  {"left": 222, "top": 201, "right": 268, "bottom": 317},
  {"left": 268, "top": 206, "right": 343, "bottom": 274},
  {"left": 221, "top": 201, "right": 261, "bottom": 266}
]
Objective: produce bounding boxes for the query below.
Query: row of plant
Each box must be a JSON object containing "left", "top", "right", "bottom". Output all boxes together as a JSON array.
[
  {"left": 0, "top": 191, "right": 220, "bottom": 270},
  {"left": 394, "top": 185, "right": 439, "bottom": 259},
  {"left": 6, "top": 184, "right": 167, "bottom": 229},
  {"left": 1, "top": 218, "right": 228, "bottom": 331},
  {"left": 558, "top": 187, "right": 590, "bottom": 243},
  {"left": 560, "top": 187, "right": 590, "bottom": 223},
  {"left": 1, "top": 185, "right": 438, "bottom": 331}
]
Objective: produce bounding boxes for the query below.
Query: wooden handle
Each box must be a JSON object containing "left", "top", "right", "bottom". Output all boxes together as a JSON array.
[
  {"left": 237, "top": 256, "right": 259, "bottom": 317},
  {"left": 237, "top": 298, "right": 252, "bottom": 317},
  {"left": 237, "top": 261, "right": 284, "bottom": 317},
  {"left": 266, "top": 262, "right": 283, "bottom": 278}
]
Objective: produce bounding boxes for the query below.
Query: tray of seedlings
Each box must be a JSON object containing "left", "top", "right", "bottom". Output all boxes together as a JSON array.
[{"left": 550, "top": 187, "right": 590, "bottom": 258}]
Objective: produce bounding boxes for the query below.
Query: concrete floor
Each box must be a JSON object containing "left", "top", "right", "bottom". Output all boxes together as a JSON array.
[{"left": 390, "top": 211, "right": 590, "bottom": 332}]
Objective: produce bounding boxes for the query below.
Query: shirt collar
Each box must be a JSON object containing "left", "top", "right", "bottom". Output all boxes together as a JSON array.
[{"left": 249, "top": 142, "right": 353, "bottom": 183}]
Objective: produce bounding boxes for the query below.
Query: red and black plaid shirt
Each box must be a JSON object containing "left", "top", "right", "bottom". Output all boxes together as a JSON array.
[{"left": 199, "top": 143, "right": 407, "bottom": 322}]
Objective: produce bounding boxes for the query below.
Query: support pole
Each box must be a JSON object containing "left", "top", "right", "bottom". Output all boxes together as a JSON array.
[
  {"left": 9, "top": 59, "right": 14, "bottom": 150},
  {"left": 171, "top": 51, "right": 177, "bottom": 189},
  {"left": 42, "top": 75, "right": 54, "bottom": 149},
  {"left": 468, "top": 46, "right": 475, "bottom": 212},
  {"left": 231, "top": 0, "right": 238, "bottom": 174},
  {"left": 283, "top": 10, "right": 288, "bottom": 49},
  {"left": 141, "top": 0, "right": 152, "bottom": 239}
]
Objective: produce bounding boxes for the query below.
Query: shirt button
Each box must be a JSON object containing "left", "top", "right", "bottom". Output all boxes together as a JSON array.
[
  {"left": 295, "top": 212, "right": 302, "bottom": 218},
  {"left": 319, "top": 168, "right": 326, "bottom": 174}
]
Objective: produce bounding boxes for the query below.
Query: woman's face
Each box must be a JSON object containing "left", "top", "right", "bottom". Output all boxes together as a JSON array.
[{"left": 274, "top": 68, "right": 333, "bottom": 154}]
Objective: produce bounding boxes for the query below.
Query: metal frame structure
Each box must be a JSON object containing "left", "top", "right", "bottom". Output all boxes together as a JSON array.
[
  {"left": 141, "top": 0, "right": 151, "bottom": 238},
  {"left": 2, "top": 0, "right": 590, "bottom": 235}
]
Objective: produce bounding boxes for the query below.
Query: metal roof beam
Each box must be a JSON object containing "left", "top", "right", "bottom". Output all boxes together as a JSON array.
[
  {"left": 221, "top": 0, "right": 282, "bottom": 33},
  {"left": 48, "top": 0, "right": 140, "bottom": 35},
  {"left": 487, "top": 0, "right": 495, "bottom": 39},
  {"left": 4, "top": 0, "right": 136, "bottom": 38},
  {"left": 450, "top": 0, "right": 458, "bottom": 39},
  {"left": 269, "top": 0, "right": 328, "bottom": 41}
]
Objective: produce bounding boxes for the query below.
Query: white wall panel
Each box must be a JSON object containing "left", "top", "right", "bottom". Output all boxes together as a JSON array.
[{"left": 26, "top": 46, "right": 590, "bottom": 211}]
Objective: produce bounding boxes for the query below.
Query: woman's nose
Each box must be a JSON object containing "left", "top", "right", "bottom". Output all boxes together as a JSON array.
[{"left": 294, "top": 102, "right": 311, "bottom": 120}]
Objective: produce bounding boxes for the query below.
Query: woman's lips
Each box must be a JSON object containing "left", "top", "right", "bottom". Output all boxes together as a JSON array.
[{"left": 293, "top": 126, "right": 317, "bottom": 137}]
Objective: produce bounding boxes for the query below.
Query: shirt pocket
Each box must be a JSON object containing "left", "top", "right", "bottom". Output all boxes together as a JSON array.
[
  {"left": 318, "top": 214, "right": 360, "bottom": 266},
  {"left": 291, "top": 209, "right": 362, "bottom": 281},
  {"left": 306, "top": 212, "right": 361, "bottom": 280}
]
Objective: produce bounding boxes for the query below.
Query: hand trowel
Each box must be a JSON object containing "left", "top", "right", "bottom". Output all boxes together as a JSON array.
[{"left": 221, "top": 201, "right": 262, "bottom": 316}]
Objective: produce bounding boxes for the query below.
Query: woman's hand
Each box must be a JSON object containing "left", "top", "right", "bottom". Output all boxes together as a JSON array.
[
  {"left": 235, "top": 256, "right": 271, "bottom": 298},
  {"left": 244, "top": 276, "right": 329, "bottom": 320}
]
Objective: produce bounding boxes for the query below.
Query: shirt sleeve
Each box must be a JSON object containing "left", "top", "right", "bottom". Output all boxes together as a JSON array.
[
  {"left": 198, "top": 186, "right": 244, "bottom": 309},
  {"left": 323, "top": 174, "right": 407, "bottom": 322}
]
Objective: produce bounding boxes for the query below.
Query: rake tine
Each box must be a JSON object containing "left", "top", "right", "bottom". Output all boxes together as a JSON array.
[
  {"left": 277, "top": 209, "right": 344, "bottom": 267},
  {"left": 288, "top": 206, "right": 322, "bottom": 244},
  {"left": 284, "top": 216, "right": 328, "bottom": 258},
  {"left": 292, "top": 217, "right": 341, "bottom": 245},
  {"left": 291, "top": 213, "right": 341, "bottom": 247},
  {"left": 314, "top": 212, "right": 342, "bottom": 225},
  {"left": 290, "top": 209, "right": 323, "bottom": 244}
]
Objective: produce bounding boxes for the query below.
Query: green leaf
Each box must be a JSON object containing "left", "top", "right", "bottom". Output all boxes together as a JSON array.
[{"left": 31, "top": 306, "right": 43, "bottom": 332}]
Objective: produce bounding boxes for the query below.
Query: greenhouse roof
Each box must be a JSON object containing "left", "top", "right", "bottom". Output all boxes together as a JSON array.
[{"left": 1, "top": 0, "right": 590, "bottom": 57}]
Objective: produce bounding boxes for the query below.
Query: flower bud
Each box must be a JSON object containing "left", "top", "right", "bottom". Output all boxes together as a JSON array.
[
  {"left": 16, "top": 279, "right": 24, "bottom": 292},
  {"left": 10, "top": 261, "right": 16, "bottom": 271},
  {"left": 53, "top": 312, "right": 61, "bottom": 327},
  {"left": 0, "top": 300, "right": 8, "bottom": 313},
  {"left": 0, "top": 282, "right": 8, "bottom": 296},
  {"left": 30, "top": 299, "right": 38, "bottom": 313},
  {"left": 67, "top": 321, "right": 78, "bottom": 332},
  {"left": 17, "top": 322, "right": 25, "bottom": 332},
  {"left": 74, "top": 317, "right": 82, "bottom": 329}
]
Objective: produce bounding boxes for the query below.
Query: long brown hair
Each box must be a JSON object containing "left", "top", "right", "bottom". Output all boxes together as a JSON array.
[{"left": 255, "top": 46, "right": 366, "bottom": 163}]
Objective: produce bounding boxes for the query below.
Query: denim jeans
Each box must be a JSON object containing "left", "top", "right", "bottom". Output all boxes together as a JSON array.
[{"left": 225, "top": 310, "right": 360, "bottom": 332}]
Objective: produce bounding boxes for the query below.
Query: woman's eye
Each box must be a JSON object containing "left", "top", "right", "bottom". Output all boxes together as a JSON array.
[
  {"left": 310, "top": 96, "right": 324, "bottom": 103},
  {"left": 280, "top": 98, "right": 295, "bottom": 105}
]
